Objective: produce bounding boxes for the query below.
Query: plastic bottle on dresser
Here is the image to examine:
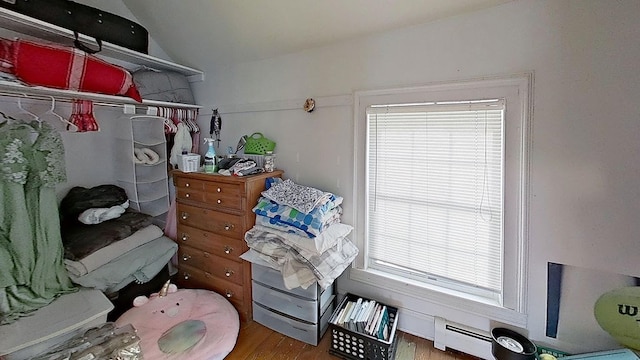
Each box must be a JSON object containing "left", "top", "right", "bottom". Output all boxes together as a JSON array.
[{"left": 203, "top": 138, "right": 217, "bottom": 173}]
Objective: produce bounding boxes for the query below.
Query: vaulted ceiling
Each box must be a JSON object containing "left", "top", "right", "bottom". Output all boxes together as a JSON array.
[{"left": 122, "top": 0, "right": 512, "bottom": 69}]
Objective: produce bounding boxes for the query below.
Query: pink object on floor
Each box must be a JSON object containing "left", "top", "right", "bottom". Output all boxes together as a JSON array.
[{"left": 115, "top": 286, "right": 239, "bottom": 359}]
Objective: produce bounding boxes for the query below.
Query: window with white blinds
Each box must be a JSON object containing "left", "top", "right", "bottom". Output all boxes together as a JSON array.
[
  {"left": 352, "top": 75, "right": 530, "bottom": 314},
  {"left": 366, "top": 100, "right": 504, "bottom": 300}
]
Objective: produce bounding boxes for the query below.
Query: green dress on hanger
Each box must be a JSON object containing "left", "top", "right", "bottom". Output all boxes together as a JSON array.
[{"left": 0, "top": 121, "right": 76, "bottom": 325}]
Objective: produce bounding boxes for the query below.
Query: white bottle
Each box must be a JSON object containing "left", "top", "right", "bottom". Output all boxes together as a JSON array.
[{"left": 203, "top": 138, "right": 217, "bottom": 173}]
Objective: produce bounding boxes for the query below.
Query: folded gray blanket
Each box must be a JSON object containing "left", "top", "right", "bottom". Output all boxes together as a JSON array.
[
  {"left": 62, "top": 211, "right": 153, "bottom": 261},
  {"left": 68, "top": 236, "right": 177, "bottom": 293},
  {"left": 65, "top": 225, "right": 164, "bottom": 276}
]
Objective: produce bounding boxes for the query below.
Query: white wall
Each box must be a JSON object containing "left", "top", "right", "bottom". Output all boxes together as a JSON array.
[{"left": 188, "top": 0, "right": 640, "bottom": 354}]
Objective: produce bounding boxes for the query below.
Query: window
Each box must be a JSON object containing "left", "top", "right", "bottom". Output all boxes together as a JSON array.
[{"left": 352, "top": 75, "right": 531, "bottom": 317}]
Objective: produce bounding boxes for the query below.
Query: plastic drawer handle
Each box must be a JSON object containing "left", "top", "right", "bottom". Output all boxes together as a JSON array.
[
  {"left": 185, "top": 193, "right": 190, "bottom": 198},
  {"left": 217, "top": 187, "right": 221, "bottom": 192},
  {"left": 224, "top": 223, "right": 234, "bottom": 231},
  {"left": 181, "top": 233, "right": 189, "bottom": 241},
  {"left": 185, "top": 183, "right": 190, "bottom": 187},
  {"left": 217, "top": 199, "right": 222, "bottom": 204},
  {"left": 205, "top": 272, "right": 212, "bottom": 278},
  {"left": 203, "top": 252, "right": 210, "bottom": 258},
  {"left": 225, "top": 269, "right": 234, "bottom": 277},
  {"left": 223, "top": 246, "right": 233, "bottom": 254},
  {"left": 183, "top": 272, "right": 190, "bottom": 280},
  {"left": 181, "top": 212, "right": 188, "bottom": 220},
  {"left": 225, "top": 290, "right": 233, "bottom": 298},
  {"left": 182, "top": 254, "right": 191, "bottom": 261}
]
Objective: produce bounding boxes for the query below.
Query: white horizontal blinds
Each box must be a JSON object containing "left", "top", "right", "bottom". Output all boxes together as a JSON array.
[{"left": 366, "top": 99, "right": 504, "bottom": 295}]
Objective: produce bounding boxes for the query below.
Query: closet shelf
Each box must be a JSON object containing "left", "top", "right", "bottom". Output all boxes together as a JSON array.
[
  {"left": 0, "top": 7, "right": 204, "bottom": 82},
  {"left": 0, "top": 80, "right": 201, "bottom": 111}
]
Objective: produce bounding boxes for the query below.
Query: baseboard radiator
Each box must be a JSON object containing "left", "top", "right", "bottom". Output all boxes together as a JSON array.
[{"left": 434, "top": 317, "right": 493, "bottom": 359}]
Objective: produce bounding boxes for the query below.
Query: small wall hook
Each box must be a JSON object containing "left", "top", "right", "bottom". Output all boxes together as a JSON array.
[{"left": 303, "top": 98, "right": 315, "bottom": 112}]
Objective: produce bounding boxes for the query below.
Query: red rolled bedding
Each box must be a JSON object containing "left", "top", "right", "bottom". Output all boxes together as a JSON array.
[{"left": 0, "top": 37, "right": 142, "bottom": 102}]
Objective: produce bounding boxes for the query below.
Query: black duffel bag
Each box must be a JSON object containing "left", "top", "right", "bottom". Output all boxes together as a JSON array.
[{"left": 0, "top": 0, "right": 149, "bottom": 54}]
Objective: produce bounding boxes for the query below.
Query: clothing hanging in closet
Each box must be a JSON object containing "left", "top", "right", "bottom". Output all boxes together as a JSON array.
[{"left": 0, "top": 119, "right": 76, "bottom": 324}]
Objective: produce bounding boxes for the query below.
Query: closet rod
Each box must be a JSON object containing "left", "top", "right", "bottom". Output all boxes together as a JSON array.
[{"left": 0, "top": 87, "right": 201, "bottom": 112}]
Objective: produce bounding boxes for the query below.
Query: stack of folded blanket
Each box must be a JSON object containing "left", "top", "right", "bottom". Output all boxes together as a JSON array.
[
  {"left": 60, "top": 185, "right": 177, "bottom": 294},
  {"left": 242, "top": 178, "right": 358, "bottom": 290}
]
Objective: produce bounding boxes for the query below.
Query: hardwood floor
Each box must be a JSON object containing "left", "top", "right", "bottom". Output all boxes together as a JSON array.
[{"left": 225, "top": 321, "right": 481, "bottom": 360}]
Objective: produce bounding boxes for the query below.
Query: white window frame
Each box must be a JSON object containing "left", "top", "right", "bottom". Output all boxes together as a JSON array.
[{"left": 351, "top": 74, "right": 532, "bottom": 324}]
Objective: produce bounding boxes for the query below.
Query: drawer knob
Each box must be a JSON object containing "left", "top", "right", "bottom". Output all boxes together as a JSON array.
[
  {"left": 185, "top": 183, "right": 190, "bottom": 187},
  {"left": 223, "top": 246, "right": 233, "bottom": 254},
  {"left": 203, "top": 251, "right": 210, "bottom": 258},
  {"left": 224, "top": 223, "right": 234, "bottom": 231},
  {"left": 183, "top": 272, "right": 190, "bottom": 280},
  {"left": 181, "top": 233, "right": 189, "bottom": 241},
  {"left": 181, "top": 212, "right": 189, "bottom": 220},
  {"left": 217, "top": 187, "right": 222, "bottom": 193},
  {"left": 225, "top": 290, "right": 233, "bottom": 298},
  {"left": 217, "top": 199, "right": 222, "bottom": 204},
  {"left": 224, "top": 269, "right": 234, "bottom": 277},
  {"left": 205, "top": 271, "right": 212, "bottom": 279},
  {"left": 182, "top": 254, "right": 191, "bottom": 261},
  {"left": 185, "top": 193, "right": 190, "bottom": 198}
]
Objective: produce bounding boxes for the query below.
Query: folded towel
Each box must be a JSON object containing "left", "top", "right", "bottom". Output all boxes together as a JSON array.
[
  {"left": 78, "top": 201, "right": 129, "bottom": 225},
  {"left": 133, "top": 147, "right": 160, "bottom": 165}
]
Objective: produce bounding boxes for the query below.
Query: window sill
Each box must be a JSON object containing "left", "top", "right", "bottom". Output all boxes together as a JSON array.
[{"left": 349, "top": 267, "right": 527, "bottom": 327}]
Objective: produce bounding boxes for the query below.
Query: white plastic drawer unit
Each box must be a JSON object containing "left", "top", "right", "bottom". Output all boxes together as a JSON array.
[
  {"left": 251, "top": 263, "right": 321, "bottom": 299},
  {"left": 252, "top": 280, "right": 333, "bottom": 323},
  {"left": 253, "top": 299, "right": 336, "bottom": 346},
  {"left": 251, "top": 263, "right": 336, "bottom": 345}
]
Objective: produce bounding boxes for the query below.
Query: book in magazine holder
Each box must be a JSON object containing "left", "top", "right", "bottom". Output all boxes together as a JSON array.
[{"left": 328, "top": 293, "right": 399, "bottom": 360}]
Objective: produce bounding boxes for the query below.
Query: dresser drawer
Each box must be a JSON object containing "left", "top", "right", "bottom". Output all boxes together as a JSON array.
[
  {"left": 176, "top": 187, "right": 205, "bottom": 202},
  {"left": 177, "top": 263, "right": 245, "bottom": 306},
  {"left": 177, "top": 224, "right": 244, "bottom": 261},
  {"left": 175, "top": 176, "right": 206, "bottom": 190},
  {"left": 178, "top": 245, "right": 243, "bottom": 285},
  {"left": 203, "top": 181, "right": 243, "bottom": 210},
  {"left": 253, "top": 299, "right": 335, "bottom": 346},
  {"left": 178, "top": 204, "right": 244, "bottom": 238},
  {"left": 253, "top": 281, "right": 332, "bottom": 323},
  {"left": 252, "top": 263, "right": 321, "bottom": 300},
  {"left": 176, "top": 178, "right": 243, "bottom": 210}
]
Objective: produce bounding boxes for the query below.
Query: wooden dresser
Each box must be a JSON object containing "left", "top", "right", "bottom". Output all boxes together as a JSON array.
[{"left": 172, "top": 170, "right": 283, "bottom": 322}]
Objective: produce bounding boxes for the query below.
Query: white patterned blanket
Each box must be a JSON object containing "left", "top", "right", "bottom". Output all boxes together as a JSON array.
[{"left": 243, "top": 226, "right": 358, "bottom": 289}]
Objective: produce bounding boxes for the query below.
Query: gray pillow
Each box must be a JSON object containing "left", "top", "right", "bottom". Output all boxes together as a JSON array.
[{"left": 132, "top": 69, "right": 195, "bottom": 104}]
